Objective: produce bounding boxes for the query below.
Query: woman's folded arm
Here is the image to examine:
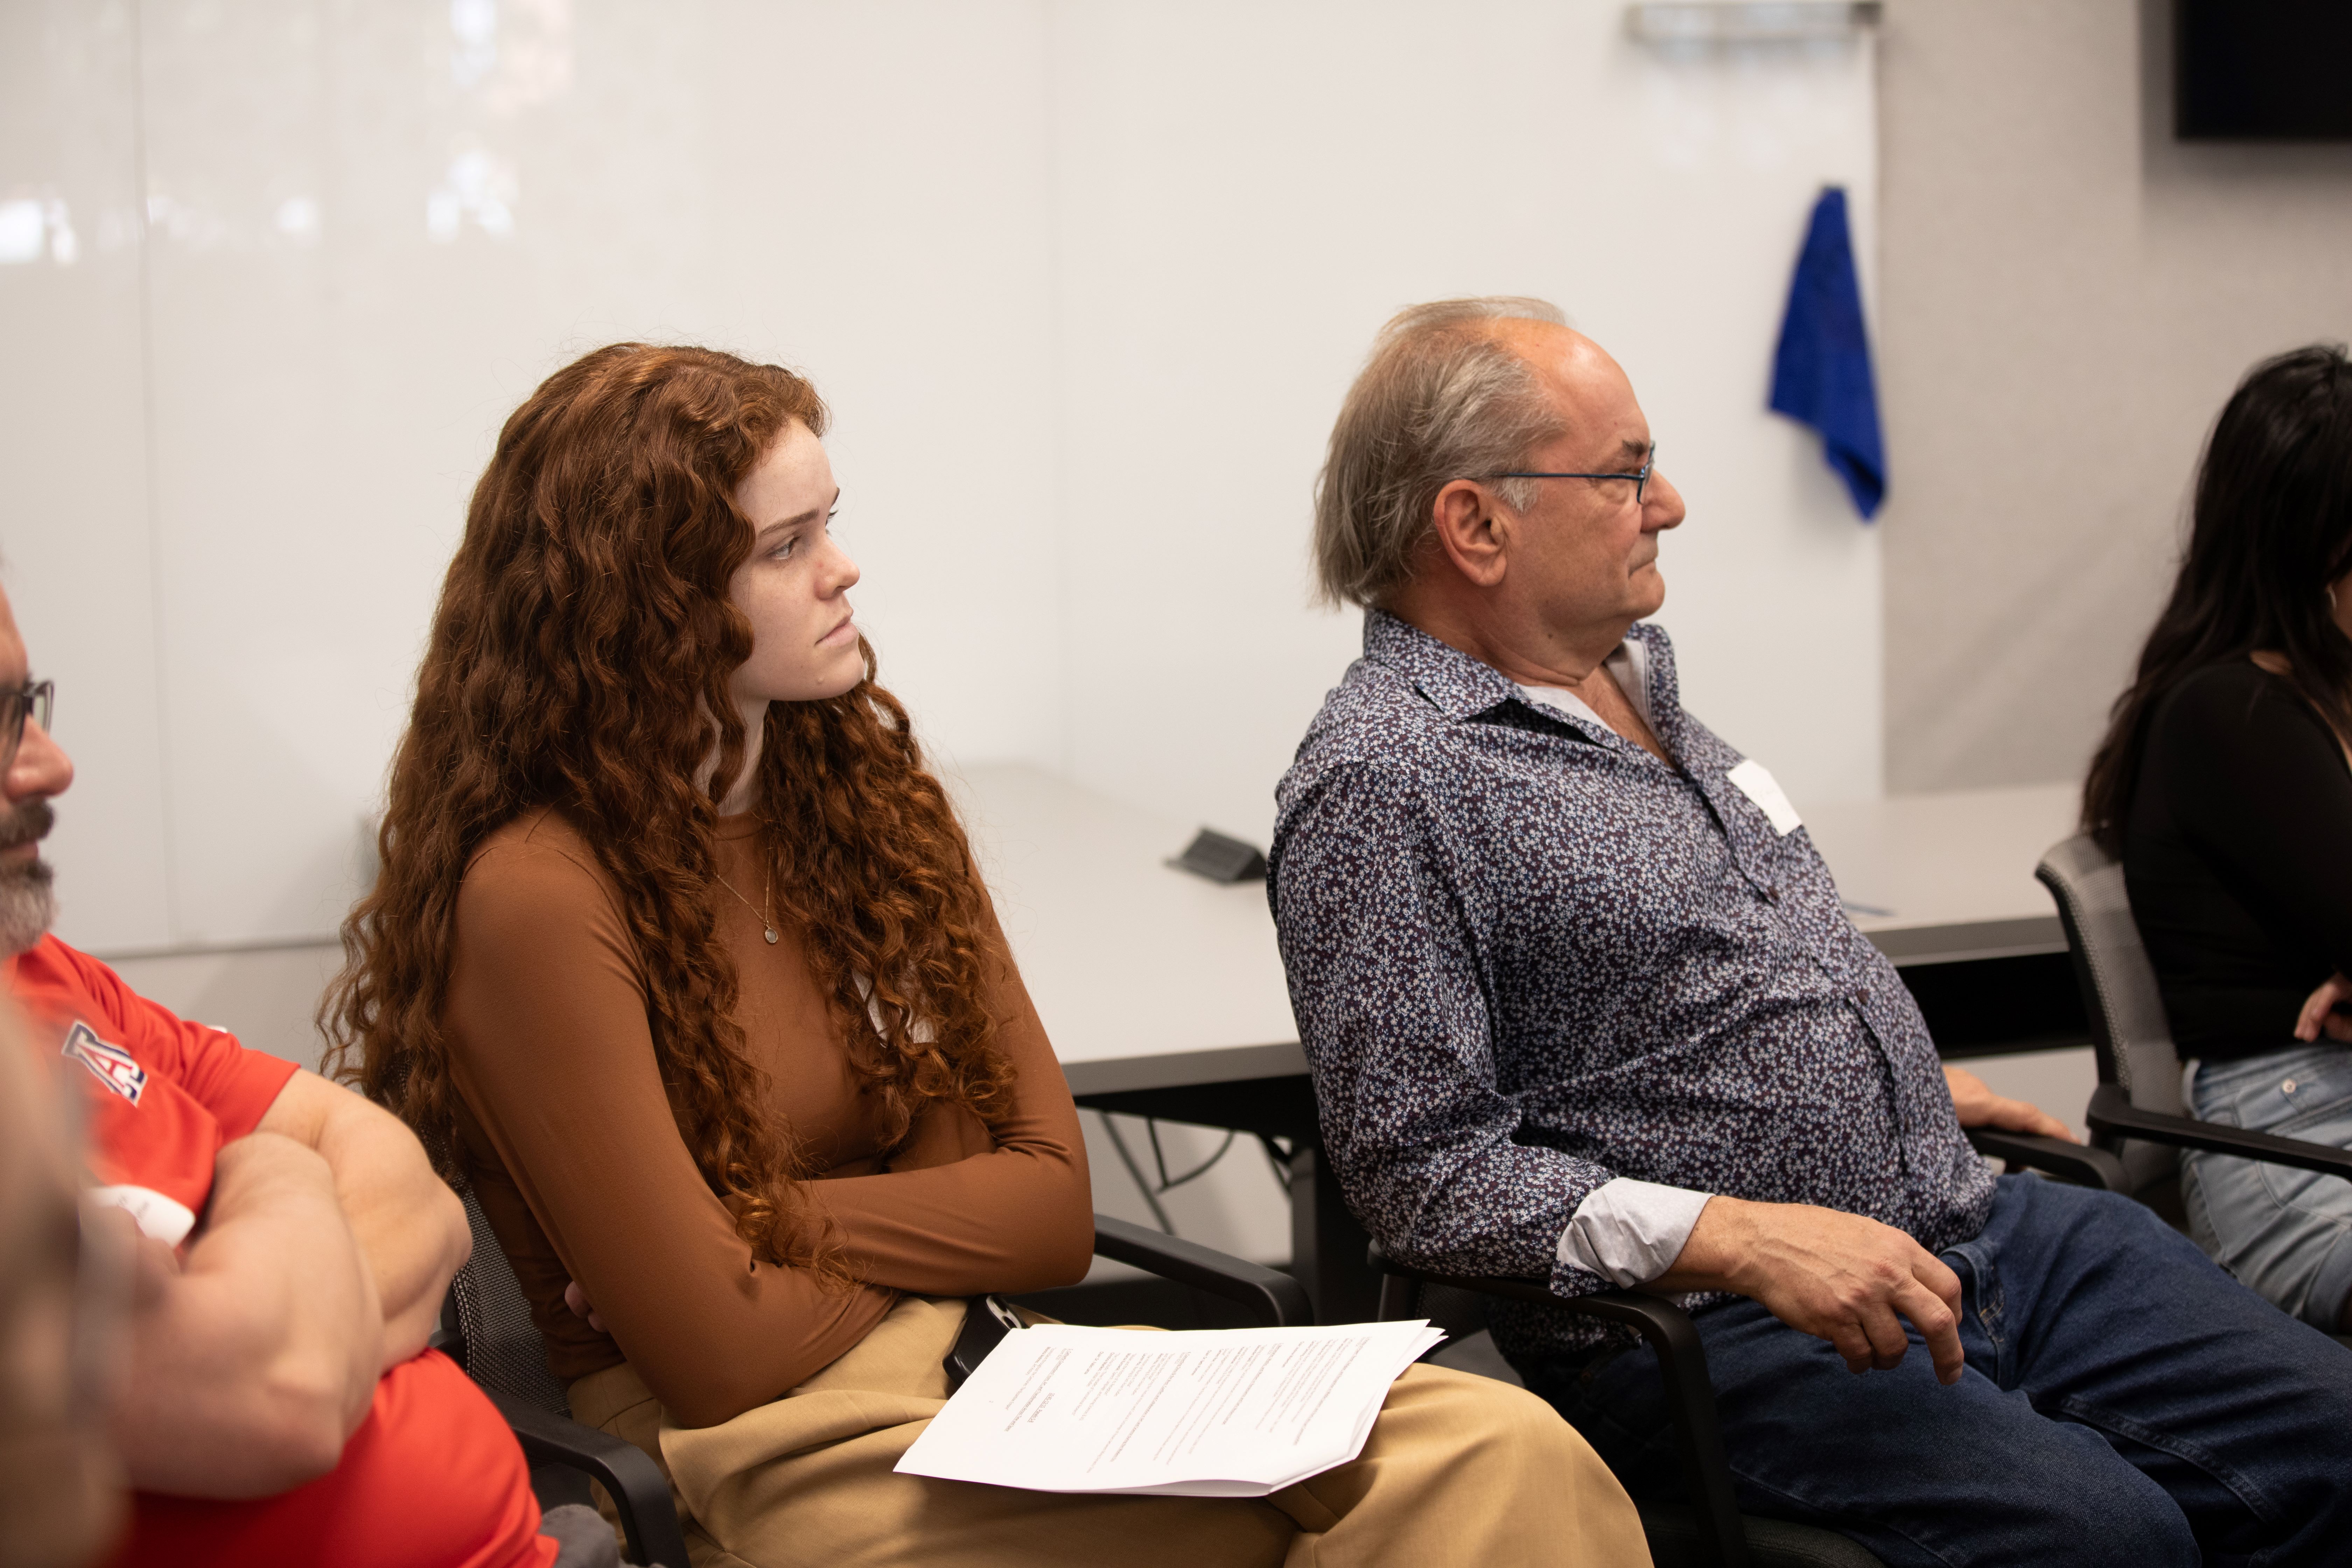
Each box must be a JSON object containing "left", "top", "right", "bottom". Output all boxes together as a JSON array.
[
  {"left": 812, "top": 933, "right": 1094, "bottom": 1296},
  {"left": 446, "top": 832, "right": 898, "bottom": 1428}
]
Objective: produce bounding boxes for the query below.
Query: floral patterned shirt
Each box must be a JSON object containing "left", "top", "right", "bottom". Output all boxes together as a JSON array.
[{"left": 1268, "top": 610, "right": 1993, "bottom": 1360}]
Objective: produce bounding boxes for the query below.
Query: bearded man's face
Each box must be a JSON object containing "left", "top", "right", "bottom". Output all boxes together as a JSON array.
[{"left": 0, "top": 796, "right": 54, "bottom": 958}]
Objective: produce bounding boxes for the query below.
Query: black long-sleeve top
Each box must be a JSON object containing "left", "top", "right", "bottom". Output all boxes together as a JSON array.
[{"left": 2124, "top": 659, "right": 2352, "bottom": 1062}]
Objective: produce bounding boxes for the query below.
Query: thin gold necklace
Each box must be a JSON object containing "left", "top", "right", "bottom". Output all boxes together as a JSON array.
[{"left": 713, "top": 863, "right": 779, "bottom": 944}]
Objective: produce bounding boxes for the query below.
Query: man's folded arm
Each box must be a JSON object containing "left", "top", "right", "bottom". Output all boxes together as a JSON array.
[
  {"left": 107, "top": 1131, "right": 385, "bottom": 1499},
  {"left": 1274, "top": 761, "right": 1657, "bottom": 1292},
  {"left": 256, "top": 1068, "right": 471, "bottom": 1371}
]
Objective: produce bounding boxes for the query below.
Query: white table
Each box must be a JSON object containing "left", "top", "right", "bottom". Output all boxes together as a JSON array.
[
  {"left": 951, "top": 764, "right": 1304, "bottom": 1098},
  {"left": 1802, "top": 784, "right": 2081, "bottom": 965},
  {"left": 955, "top": 766, "right": 2087, "bottom": 1091}
]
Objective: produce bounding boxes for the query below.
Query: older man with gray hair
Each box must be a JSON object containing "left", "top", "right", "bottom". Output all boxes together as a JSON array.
[{"left": 1269, "top": 298, "right": 2352, "bottom": 1567}]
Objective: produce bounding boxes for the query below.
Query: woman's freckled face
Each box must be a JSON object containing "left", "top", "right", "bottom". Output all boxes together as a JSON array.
[{"left": 728, "top": 420, "right": 865, "bottom": 706}]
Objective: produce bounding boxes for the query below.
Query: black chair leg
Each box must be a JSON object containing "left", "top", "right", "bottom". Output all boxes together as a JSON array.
[
  {"left": 489, "top": 1389, "right": 691, "bottom": 1568},
  {"left": 1564, "top": 1294, "right": 1750, "bottom": 1568}
]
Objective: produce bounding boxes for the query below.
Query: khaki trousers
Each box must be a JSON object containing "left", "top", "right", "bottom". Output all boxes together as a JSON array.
[{"left": 569, "top": 1295, "right": 1650, "bottom": 1568}]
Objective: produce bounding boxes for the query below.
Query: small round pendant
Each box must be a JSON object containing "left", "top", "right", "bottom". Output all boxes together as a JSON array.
[{"left": 763, "top": 927, "right": 779, "bottom": 944}]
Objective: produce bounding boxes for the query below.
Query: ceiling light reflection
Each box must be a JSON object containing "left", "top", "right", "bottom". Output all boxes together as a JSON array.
[
  {"left": 275, "top": 196, "right": 322, "bottom": 243},
  {"left": 0, "top": 197, "right": 77, "bottom": 266},
  {"left": 426, "top": 149, "right": 517, "bottom": 242},
  {"left": 451, "top": 0, "right": 498, "bottom": 88}
]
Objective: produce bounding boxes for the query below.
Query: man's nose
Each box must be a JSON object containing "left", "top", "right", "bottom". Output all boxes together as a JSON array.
[
  {"left": 1645, "top": 470, "right": 1687, "bottom": 530},
  {"left": 6, "top": 719, "right": 74, "bottom": 804}
]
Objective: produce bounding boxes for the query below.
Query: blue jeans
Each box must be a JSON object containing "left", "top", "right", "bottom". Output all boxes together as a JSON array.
[
  {"left": 1517, "top": 1176, "right": 2352, "bottom": 1567},
  {"left": 2182, "top": 1044, "right": 2352, "bottom": 1331}
]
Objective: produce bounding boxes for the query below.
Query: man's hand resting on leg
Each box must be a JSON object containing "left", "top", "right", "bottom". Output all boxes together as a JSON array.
[
  {"left": 1634, "top": 1067, "right": 2074, "bottom": 1388},
  {"left": 1648, "top": 1197, "right": 1968, "bottom": 1386}
]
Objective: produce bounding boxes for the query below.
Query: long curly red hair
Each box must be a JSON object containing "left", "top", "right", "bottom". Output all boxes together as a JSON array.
[{"left": 322, "top": 342, "right": 1015, "bottom": 1272}]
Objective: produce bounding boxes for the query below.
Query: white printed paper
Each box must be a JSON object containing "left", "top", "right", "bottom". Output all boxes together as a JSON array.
[
  {"left": 896, "top": 1320, "right": 1445, "bottom": 1498},
  {"left": 1726, "top": 758, "right": 1802, "bottom": 836}
]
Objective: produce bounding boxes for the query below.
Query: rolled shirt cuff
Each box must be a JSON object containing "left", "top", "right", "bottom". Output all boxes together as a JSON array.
[{"left": 1556, "top": 1177, "right": 1714, "bottom": 1287}]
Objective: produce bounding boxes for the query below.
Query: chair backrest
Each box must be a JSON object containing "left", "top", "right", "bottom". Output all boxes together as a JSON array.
[
  {"left": 448, "top": 1183, "right": 574, "bottom": 1417},
  {"left": 2034, "top": 834, "right": 2184, "bottom": 1194}
]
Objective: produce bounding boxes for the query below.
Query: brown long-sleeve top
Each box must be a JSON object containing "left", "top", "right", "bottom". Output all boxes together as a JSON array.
[{"left": 442, "top": 808, "right": 1094, "bottom": 1430}]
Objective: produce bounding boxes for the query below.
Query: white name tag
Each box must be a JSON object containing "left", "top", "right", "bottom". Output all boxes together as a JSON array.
[{"left": 1726, "top": 759, "right": 1802, "bottom": 836}]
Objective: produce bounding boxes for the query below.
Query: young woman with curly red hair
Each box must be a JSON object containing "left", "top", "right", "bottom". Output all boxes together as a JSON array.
[{"left": 323, "top": 342, "right": 1646, "bottom": 1568}]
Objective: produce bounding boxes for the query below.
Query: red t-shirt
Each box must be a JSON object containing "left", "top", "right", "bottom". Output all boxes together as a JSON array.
[{"left": 9, "top": 936, "right": 559, "bottom": 1568}]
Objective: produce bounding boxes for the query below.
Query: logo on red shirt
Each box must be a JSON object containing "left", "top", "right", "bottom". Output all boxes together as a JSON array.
[{"left": 62, "top": 1020, "right": 147, "bottom": 1105}]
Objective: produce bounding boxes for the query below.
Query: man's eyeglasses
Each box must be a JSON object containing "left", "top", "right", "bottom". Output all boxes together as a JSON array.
[
  {"left": 1488, "top": 444, "right": 1658, "bottom": 505},
  {"left": 3, "top": 681, "right": 54, "bottom": 772}
]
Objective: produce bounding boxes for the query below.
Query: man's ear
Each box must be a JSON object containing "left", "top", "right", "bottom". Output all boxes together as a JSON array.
[{"left": 1429, "top": 479, "right": 1510, "bottom": 589}]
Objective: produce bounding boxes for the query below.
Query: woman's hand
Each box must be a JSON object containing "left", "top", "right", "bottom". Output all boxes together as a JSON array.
[
  {"left": 562, "top": 1279, "right": 607, "bottom": 1335},
  {"left": 2294, "top": 972, "right": 2352, "bottom": 1042},
  {"left": 1941, "top": 1066, "right": 2078, "bottom": 1142}
]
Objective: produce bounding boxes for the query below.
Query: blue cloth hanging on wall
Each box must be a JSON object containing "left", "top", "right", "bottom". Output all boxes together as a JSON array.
[{"left": 1770, "top": 186, "right": 1885, "bottom": 521}]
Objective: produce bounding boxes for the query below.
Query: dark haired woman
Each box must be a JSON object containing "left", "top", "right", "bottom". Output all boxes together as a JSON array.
[
  {"left": 325, "top": 343, "right": 1645, "bottom": 1567},
  {"left": 2084, "top": 343, "right": 2352, "bottom": 1334}
]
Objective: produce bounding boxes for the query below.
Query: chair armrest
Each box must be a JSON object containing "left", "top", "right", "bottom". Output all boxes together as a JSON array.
[
  {"left": 1091, "top": 1213, "right": 1314, "bottom": 1327},
  {"left": 2086, "top": 1084, "right": 2352, "bottom": 1180},
  {"left": 485, "top": 1389, "right": 690, "bottom": 1568},
  {"left": 428, "top": 1285, "right": 465, "bottom": 1360},
  {"left": 1964, "top": 1127, "right": 2129, "bottom": 1191},
  {"left": 1366, "top": 1245, "right": 1748, "bottom": 1568}
]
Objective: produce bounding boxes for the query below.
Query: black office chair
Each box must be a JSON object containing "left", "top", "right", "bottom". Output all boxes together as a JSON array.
[
  {"left": 2034, "top": 833, "right": 2352, "bottom": 1216},
  {"left": 432, "top": 1188, "right": 689, "bottom": 1568},
  {"left": 433, "top": 1186, "right": 1314, "bottom": 1567},
  {"left": 1372, "top": 1129, "right": 2124, "bottom": 1568}
]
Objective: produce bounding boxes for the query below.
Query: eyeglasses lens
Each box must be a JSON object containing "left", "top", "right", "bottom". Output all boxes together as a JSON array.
[{"left": 3, "top": 682, "right": 51, "bottom": 769}]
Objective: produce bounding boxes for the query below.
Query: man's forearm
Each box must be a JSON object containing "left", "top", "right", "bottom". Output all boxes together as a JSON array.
[
  {"left": 258, "top": 1072, "right": 470, "bottom": 1367},
  {"left": 113, "top": 1134, "right": 384, "bottom": 1497},
  {"left": 312, "top": 1111, "right": 468, "bottom": 1362}
]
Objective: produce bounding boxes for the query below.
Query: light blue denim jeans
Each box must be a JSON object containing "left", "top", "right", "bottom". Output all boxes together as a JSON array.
[{"left": 2180, "top": 1042, "right": 2352, "bottom": 1331}]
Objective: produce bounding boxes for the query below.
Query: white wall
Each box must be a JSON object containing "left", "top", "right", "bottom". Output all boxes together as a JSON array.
[
  {"left": 6, "top": 0, "right": 1885, "bottom": 962},
  {"left": 9, "top": 0, "right": 1071, "bottom": 952},
  {"left": 1, "top": 0, "right": 172, "bottom": 951},
  {"left": 1878, "top": 0, "right": 2352, "bottom": 791},
  {"left": 1050, "top": 4, "right": 1887, "bottom": 843}
]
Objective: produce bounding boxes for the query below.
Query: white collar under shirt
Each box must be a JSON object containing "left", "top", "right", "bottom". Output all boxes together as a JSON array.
[{"left": 1514, "top": 638, "right": 1654, "bottom": 737}]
